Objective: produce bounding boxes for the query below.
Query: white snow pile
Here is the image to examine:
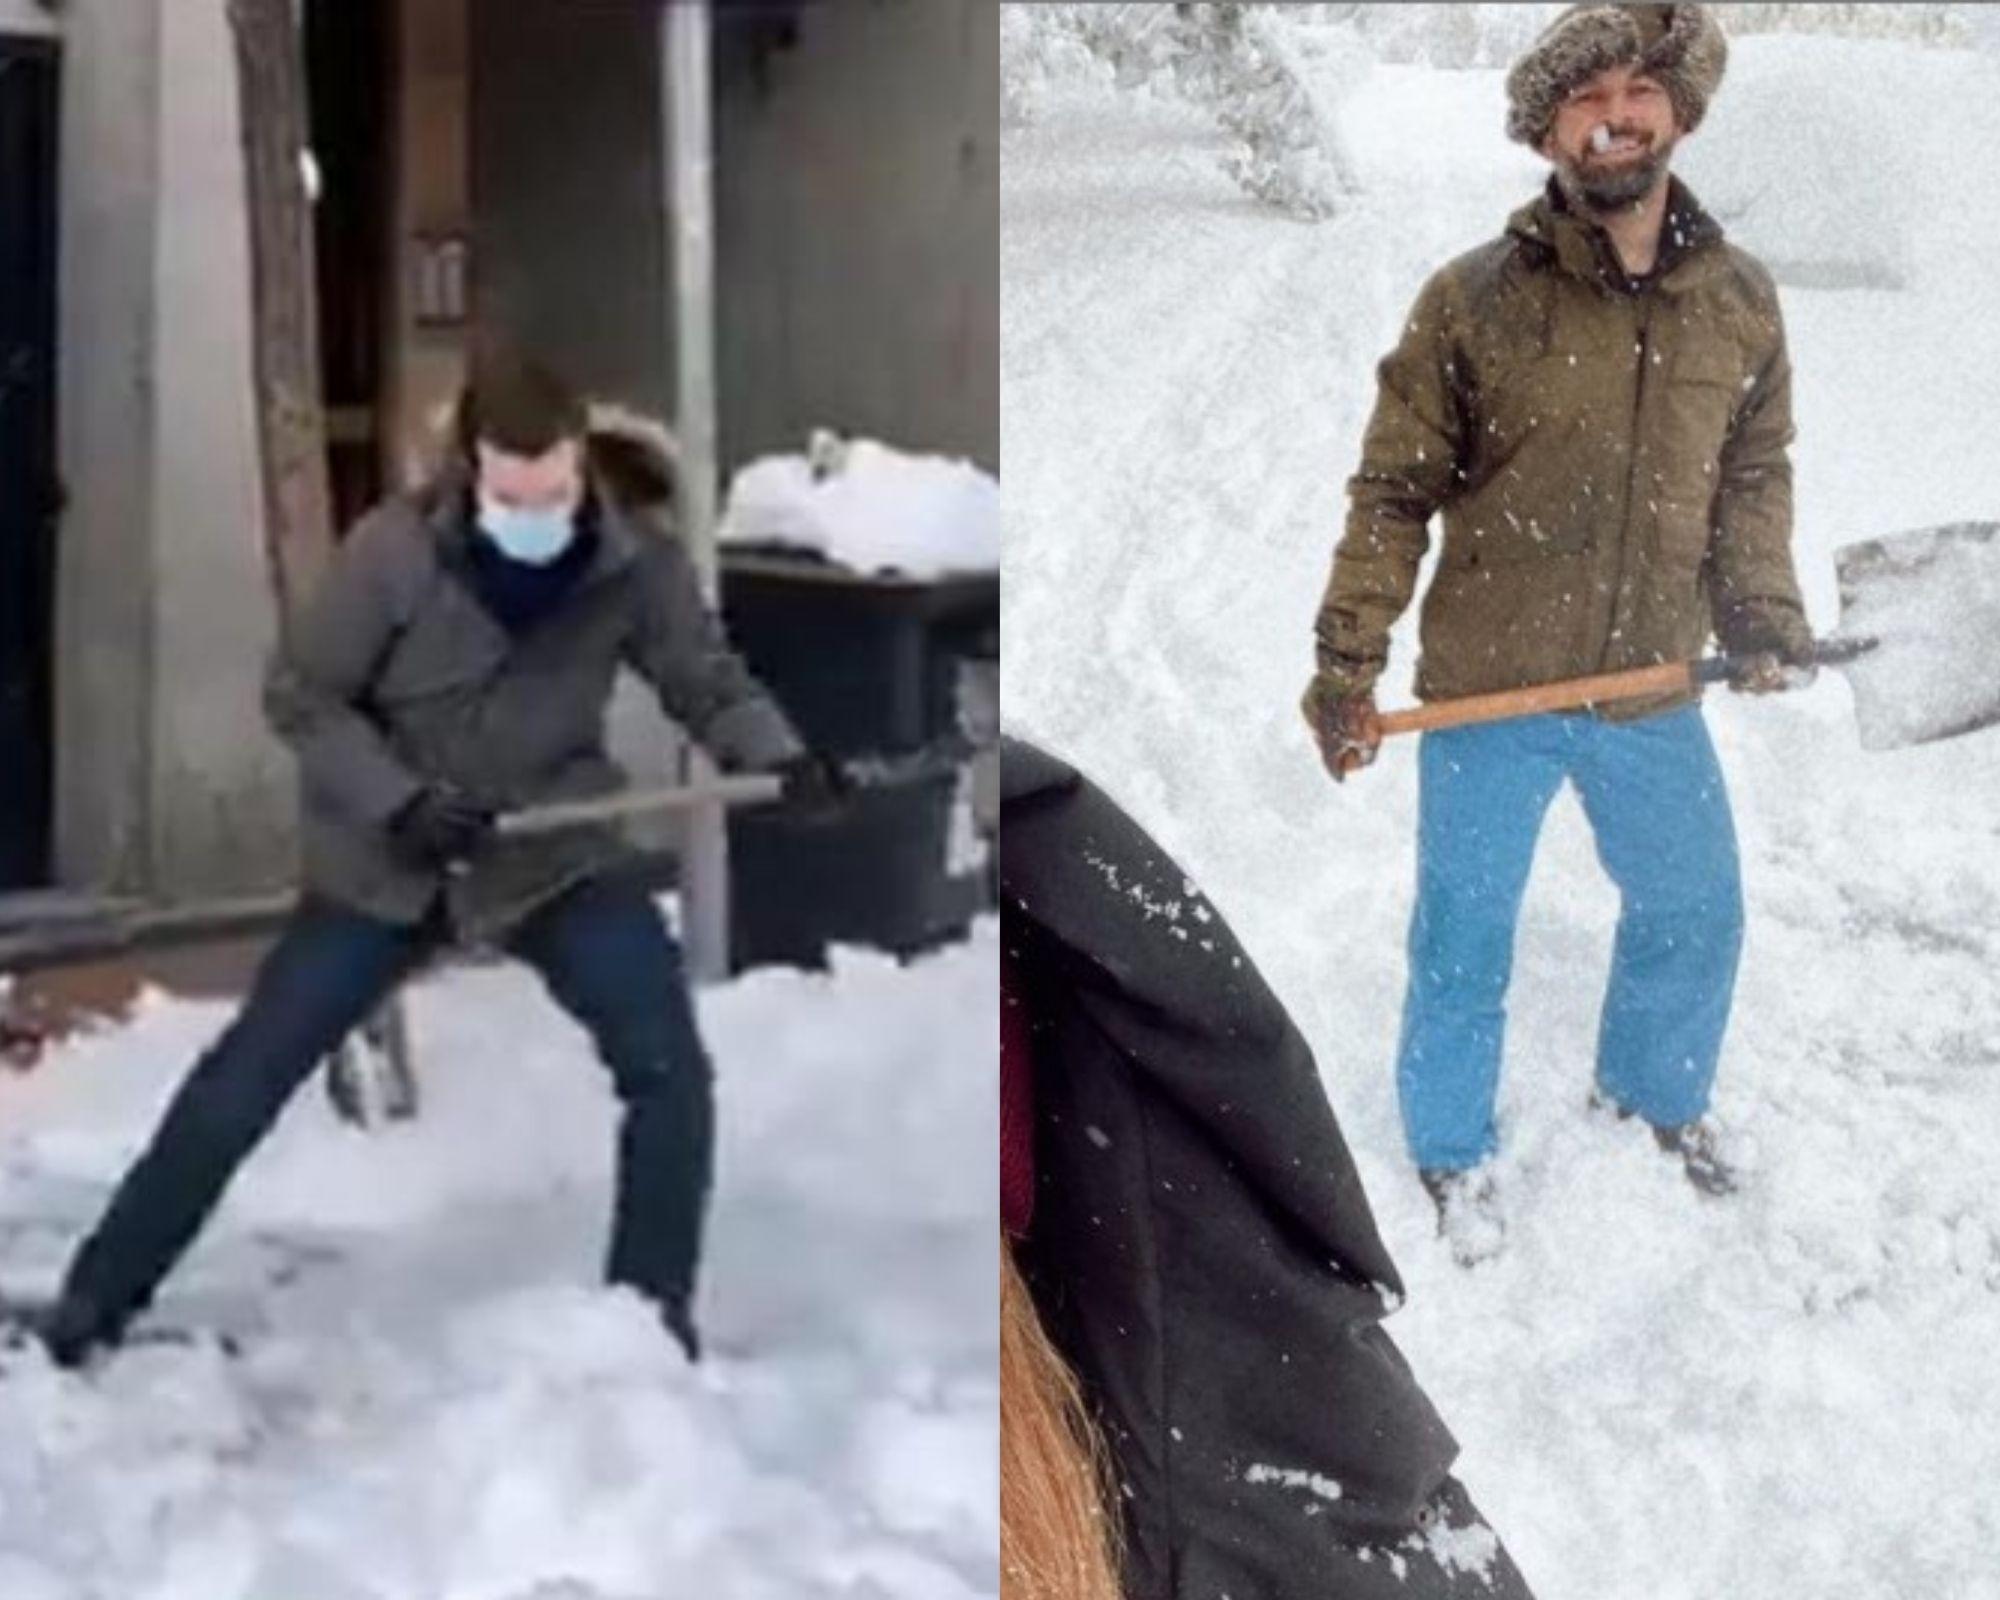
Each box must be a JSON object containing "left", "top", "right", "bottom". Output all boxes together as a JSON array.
[
  {"left": 719, "top": 435, "right": 1000, "bottom": 580},
  {"left": 1676, "top": 36, "right": 1917, "bottom": 290},
  {"left": 0, "top": 920, "right": 999, "bottom": 1600},
  {"left": 1005, "top": 27, "right": 2000, "bottom": 1600}
]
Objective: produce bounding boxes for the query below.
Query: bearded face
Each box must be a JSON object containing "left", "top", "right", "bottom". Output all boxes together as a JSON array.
[{"left": 1542, "top": 63, "right": 1682, "bottom": 213}]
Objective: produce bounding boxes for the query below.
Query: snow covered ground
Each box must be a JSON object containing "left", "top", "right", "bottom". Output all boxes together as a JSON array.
[
  {"left": 0, "top": 923, "right": 998, "bottom": 1600},
  {"left": 1005, "top": 28, "right": 2000, "bottom": 1600}
]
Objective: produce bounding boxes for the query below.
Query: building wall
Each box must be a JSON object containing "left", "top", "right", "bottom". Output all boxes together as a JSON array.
[
  {"left": 51, "top": 0, "right": 998, "bottom": 900},
  {"left": 714, "top": 0, "right": 999, "bottom": 473},
  {"left": 0, "top": 0, "right": 57, "bottom": 37},
  {"left": 471, "top": 0, "right": 673, "bottom": 416},
  {"left": 473, "top": 0, "right": 999, "bottom": 475}
]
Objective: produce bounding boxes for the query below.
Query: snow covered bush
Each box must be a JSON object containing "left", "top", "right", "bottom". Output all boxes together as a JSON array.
[
  {"left": 1320, "top": 3, "right": 1546, "bottom": 70},
  {"left": 1000, "top": 4, "right": 1039, "bottom": 127},
  {"left": 1714, "top": 4, "right": 1971, "bottom": 47},
  {"left": 1292, "top": 3, "right": 1974, "bottom": 66},
  {"left": 1001, "top": 4, "right": 1099, "bottom": 129},
  {"left": 1004, "top": 4, "right": 1356, "bottom": 221}
]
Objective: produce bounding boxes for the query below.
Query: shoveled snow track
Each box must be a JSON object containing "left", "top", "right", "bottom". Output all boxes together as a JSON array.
[{"left": 0, "top": 923, "right": 998, "bottom": 1600}]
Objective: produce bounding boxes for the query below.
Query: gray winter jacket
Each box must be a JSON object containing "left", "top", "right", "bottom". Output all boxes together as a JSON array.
[{"left": 263, "top": 463, "right": 803, "bottom": 942}]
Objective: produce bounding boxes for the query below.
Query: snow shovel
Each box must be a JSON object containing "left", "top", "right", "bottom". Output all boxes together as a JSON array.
[
  {"left": 1373, "top": 522, "right": 2000, "bottom": 753},
  {"left": 323, "top": 772, "right": 786, "bottom": 1128}
]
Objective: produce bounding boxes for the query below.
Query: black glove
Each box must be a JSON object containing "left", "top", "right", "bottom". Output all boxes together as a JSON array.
[
  {"left": 388, "top": 783, "right": 496, "bottom": 870},
  {"left": 777, "top": 752, "right": 853, "bottom": 823}
]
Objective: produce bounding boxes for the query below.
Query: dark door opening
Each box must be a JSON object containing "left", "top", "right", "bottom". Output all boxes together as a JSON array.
[
  {"left": 0, "top": 38, "right": 60, "bottom": 890},
  {"left": 304, "top": 0, "right": 392, "bottom": 534}
]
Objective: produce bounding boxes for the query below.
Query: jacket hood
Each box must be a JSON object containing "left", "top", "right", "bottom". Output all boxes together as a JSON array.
[{"left": 999, "top": 734, "right": 1404, "bottom": 1296}]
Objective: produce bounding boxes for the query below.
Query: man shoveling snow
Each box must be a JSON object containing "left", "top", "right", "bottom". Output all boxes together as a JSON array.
[
  {"left": 22, "top": 349, "right": 849, "bottom": 1367},
  {"left": 1300, "top": 4, "right": 1816, "bottom": 1255}
]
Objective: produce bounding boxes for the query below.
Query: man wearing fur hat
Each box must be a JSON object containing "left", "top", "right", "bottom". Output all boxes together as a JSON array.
[
  {"left": 33, "top": 349, "right": 848, "bottom": 1367},
  {"left": 1302, "top": 4, "right": 1815, "bottom": 1246}
]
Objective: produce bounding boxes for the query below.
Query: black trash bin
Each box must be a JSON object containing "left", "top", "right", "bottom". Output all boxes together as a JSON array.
[{"left": 720, "top": 551, "right": 998, "bottom": 971}]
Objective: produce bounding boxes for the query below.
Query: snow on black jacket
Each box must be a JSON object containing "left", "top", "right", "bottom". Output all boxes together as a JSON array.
[{"left": 1001, "top": 736, "right": 1534, "bottom": 1600}]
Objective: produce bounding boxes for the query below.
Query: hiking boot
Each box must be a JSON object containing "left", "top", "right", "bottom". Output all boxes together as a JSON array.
[
  {"left": 1587, "top": 1089, "right": 1634, "bottom": 1123},
  {"left": 1652, "top": 1118, "right": 1738, "bottom": 1197},
  {"left": 1418, "top": 1166, "right": 1505, "bottom": 1267}
]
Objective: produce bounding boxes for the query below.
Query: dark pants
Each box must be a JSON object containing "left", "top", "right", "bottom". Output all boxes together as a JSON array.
[{"left": 60, "top": 871, "right": 714, "bottom": 1328}]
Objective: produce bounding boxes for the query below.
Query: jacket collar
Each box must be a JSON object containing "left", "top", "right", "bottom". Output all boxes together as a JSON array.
[{"left": 1506, "top": 175, "right": 1728, "bottom": 296}]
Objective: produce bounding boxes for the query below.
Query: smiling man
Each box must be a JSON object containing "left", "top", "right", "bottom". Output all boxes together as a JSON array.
[{"left": 1301, "top": 4, "right": 1815, "bottom": 1252}]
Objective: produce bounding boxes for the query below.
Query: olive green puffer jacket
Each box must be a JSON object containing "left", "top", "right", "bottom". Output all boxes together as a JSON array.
[{"left": 1310, "top": 179, "right": 1811, "bottom": 721}]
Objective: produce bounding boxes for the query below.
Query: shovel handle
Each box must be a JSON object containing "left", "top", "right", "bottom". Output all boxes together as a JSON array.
[
  {"left": 1377, "top": 661, "right": 1714, "bottom": 739},
  {"left": 496, "top": 775, "right": 785, "bottom": 838}
]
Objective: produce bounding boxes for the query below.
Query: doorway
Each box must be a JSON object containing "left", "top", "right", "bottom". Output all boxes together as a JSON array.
[{"left": 0, "top": 37, "right": 60, "bottom": 890}]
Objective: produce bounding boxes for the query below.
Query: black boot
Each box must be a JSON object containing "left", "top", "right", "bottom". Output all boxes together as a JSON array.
[
  {"left": 658, "top": 1294, "right": 702, "bottom": 1364},
  {"left": 1652, "top": 1118, "right": 1738, "bottom": 1197},
  {"left": 1418, "top": 1166, "right": 1505, "bottom": 1266},
  {"left": 29, "top": 1291, "right": 128, "bottom": 1370}
]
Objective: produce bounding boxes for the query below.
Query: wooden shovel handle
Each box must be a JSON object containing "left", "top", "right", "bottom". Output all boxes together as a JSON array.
[{"left": 1378, "top": 661, "right": 1705, "bottom": 738}]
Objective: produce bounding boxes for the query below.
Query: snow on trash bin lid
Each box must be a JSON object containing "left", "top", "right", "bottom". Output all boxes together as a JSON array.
[{"left": 719, "top": 433, "right": 1001, "bottom": 579}]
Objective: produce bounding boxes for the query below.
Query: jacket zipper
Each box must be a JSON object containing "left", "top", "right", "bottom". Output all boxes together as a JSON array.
[{"left": 1602, "top": 292, "right": 1655, "bottom": 674}]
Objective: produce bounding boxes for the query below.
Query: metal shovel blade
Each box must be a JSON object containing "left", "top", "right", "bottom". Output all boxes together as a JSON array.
[{"left": 1833, "top": 521, "right": 2000, "bottom": 751}]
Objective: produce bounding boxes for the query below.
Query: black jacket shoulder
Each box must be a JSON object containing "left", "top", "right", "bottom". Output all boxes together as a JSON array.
[{"left": 1001, "top": 737, "right": 1483, "bottom": 1599}]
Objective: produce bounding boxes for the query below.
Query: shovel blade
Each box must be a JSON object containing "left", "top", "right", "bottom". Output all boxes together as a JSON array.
[{"left": 1834, "top": 521, "right": 2000, "bottom": 751}]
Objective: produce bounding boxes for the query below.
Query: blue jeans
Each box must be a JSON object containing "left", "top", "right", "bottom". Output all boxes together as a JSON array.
[
  {"left": 1397, "top": 707, "right": 1744, "bottom": 1172},
  {"left": 61, "top": 871, "right": 714, "bottom": 1327}
]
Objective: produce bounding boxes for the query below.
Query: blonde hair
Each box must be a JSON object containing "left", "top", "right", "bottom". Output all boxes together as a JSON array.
[{"left": 1001, "top": 1237, "right": 1124, "bottom": 1600}]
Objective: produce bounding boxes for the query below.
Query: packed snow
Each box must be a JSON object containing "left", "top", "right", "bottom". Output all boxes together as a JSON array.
[
  {"left": 1677, "top": 37, "right": 1915, "bottom": 290},
  {"left": 0, "top": 920, "right": 998, "bottom": 1599},
  {"left": 1005, "top": 21, "right": 2000, "bottom": 1600},
  {"left": 719, "top": 436, "right": 1001, "bottom": 579}
]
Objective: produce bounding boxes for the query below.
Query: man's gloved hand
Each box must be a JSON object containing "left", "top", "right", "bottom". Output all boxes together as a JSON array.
[
  {"left": 388, "top": 783, "right": 496, "bottom": 870},
  {"left": 1726, "top": 649, "right": 1819, "bottom": 696},
  {"left": 1301, "top": 677, "right": 1382, "bottom": 783},
  {"left": 777, "top": 751, "right": 854, "bottom": 823}
]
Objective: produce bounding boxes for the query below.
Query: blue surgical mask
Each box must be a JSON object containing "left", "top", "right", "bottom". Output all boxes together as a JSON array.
[{"left": 478, "top": 497, "right": 577, "bottom": 565}]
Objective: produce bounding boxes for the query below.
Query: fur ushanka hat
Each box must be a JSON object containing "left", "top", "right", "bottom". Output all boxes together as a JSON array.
[{"left": 1506, "top": 3, "right": 1728, "bottom": 148}]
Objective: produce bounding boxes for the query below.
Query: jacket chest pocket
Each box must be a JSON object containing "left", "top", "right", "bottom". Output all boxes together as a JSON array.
[
  {"left": 1664, "top": 342, "right": 1745, "bottom": 452},
  {"left": 1652, "top": 340, "right": 1747, "bottom": 557}
]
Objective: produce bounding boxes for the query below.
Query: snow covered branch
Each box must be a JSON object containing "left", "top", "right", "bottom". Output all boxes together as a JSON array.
[{"left": 1005, "top": 4, "right": 1356, "bottom": 222}]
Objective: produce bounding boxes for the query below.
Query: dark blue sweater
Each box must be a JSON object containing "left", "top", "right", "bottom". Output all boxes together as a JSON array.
[{"left": 462, "top": 499, "right": 603, "bottom": 637}]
